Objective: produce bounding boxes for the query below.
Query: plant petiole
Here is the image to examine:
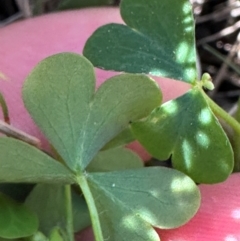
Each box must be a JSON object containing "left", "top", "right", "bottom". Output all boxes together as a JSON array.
[
  {"left": 202, "top": 90, "right": 240, "bottom": 137},
  {"left": 0, "top": 92, "right": 10, "bottom": 123},
  {"left": 64, "top": 185, "right": 74, "bottom": 241},
  {"left": 232, "top": 98, "right": 240, "bottom": 172},
  {"left": 202, "top": 89, "right": 240, "bottom": 172},
  {"left": 76, "top": 173, "right": 104, "bottom": 241}
]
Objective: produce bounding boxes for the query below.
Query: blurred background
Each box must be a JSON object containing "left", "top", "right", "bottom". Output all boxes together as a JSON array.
[{"left": 1, "top": 0, "right": 240, "bottom": 113}]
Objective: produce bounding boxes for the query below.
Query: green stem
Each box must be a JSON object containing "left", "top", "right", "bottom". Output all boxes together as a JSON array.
[
  {"left": 0, "top": 92, "right": 9, "bottom": 123},
  {"left": 232, "top": 98, "right": 240, "bottom": 172},
  {"left": 65, "top": 185, "right": 74, "bottom": 241},
  {"left": 203, "top": 91, "right": 240, "bottom": 136},
  {"left": 232, "top": 133, "right": 240, "bottom": 172},
  {"left": 202, "top": 91, "right": 240, "bottom": 172},
  {"left": 76, "top": 174, "right": 104, "bottom": 241}
]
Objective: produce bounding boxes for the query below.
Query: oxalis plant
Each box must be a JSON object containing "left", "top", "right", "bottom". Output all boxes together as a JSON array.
[{"left": 0, "top": 0, "right": 239, "bottom": 241}]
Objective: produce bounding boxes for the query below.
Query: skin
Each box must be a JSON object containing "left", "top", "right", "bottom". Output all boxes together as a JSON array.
[{"left": 0, "top": 7, "right": 239, "bottom": 241}]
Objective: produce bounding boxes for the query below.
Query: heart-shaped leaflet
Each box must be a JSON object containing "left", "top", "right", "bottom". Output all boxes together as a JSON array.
[
  {"left": 132, "top": 88, "right": 234, "bottom": 183},
  {"left": 83, "top": 0, "right": 197, "bottom": 83}
]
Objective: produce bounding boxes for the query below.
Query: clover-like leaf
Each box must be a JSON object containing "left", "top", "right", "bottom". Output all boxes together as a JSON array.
[
  {"left": 132, "top": 88, "right": 234, "bottom": 183},
  {"left": 0, "top": 192, "right": 38, "bottom": 239},
  {"left": 23, "top": 53, "right": 162, "bottom": 172},
  {"left": 0, "top": 137, "right": 74, "bottom": 184},
  {"left": 86, "top": 167, "right": 200, "bottom": 240},
  {"left": 87, "top": 147, "right": 143, "bottom": 172},
  {"left": 83, "top": 0, "right": 197, "bottom": 83}
]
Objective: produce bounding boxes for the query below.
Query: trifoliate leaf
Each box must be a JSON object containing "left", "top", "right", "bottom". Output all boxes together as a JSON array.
[{"left": 23, "top": 53, "right": 161, "bottom": 172}]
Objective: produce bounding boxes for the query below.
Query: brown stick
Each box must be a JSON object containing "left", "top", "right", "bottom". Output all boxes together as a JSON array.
[{"left": 0, "top": 119, "right": 41, "bottom": 148}]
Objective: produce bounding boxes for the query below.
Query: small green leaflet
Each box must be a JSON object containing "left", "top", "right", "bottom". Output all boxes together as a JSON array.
[
  {"left": 101, "top": 127, "right": 135, "bottom": 150},
  {"left": 23, "top": 53, "right": 162, "bottom": 172},
  {"left": 25, "top": 184, "right": 69, "bottom": 237},
  {"left": 83, "top": 0, "right": 197, "bottom": 83},
  {"left": 25, "top": 184, "right": 92, "bottom": 235},
  {"left": 87, "top": 147, "right": 143, "bottom": 172},
  {"left": 27, "top": 231, "right": 48, "bottom": 241},
  {"left": 132, "top": 88, "right": 234, "bottom": 183},
  {"left": 49, "top": 228, "right": 64, "bottom": 241},
  {"left": 0, "top": 192, "right": 38, "bottom": 239},
  {"left": 87, "top": 167, "right": 200, "bottom": 240},
  {"left": 0, "top": 137, "right": 74, "bottom": 184}
]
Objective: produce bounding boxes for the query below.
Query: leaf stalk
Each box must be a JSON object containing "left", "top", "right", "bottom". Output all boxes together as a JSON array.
[
  {"left": 202, "top": 91, "right": 240, "bottom": 137},
  {"left": 0, "top": 92, "right": 9, "bottom": 123},
  {"left": 65, "top": 185, "right": 74, "bottom": 241},
  {"left": 76, "top": 174, "right": 104, "bottom": 241},
  {"left": 202, "top": 90, "right": 240, "bottom": 172}
]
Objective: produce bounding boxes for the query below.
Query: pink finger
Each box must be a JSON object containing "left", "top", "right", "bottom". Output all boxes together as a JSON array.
[{"left": 157, "top": 173, "right": 240, "bottom": 241}]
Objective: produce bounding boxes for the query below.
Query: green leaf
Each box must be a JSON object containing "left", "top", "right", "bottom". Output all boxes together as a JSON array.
[
  {"left": 83, "top": 0, "right": 197, "bottom": 83},
  {"left": 49, "top": 228, "right": 64, "bottom": 241},
  {"left": 0, "top": 137, "right": 74, "bottom": 184},
  {"left": 132, "top": 88, "right": 234, "bottom": 183},
  {"left": 87, "top": 147, "right": 143, "bottom": 172},
  {"left": 25, "top": 184, "right": 91, "bottom": 236},
  {"left": 101, "top": 127, "right": 135, "bottom": 150},
  {"left": 25, "top": 184, "right": 68, "bottom": 237},
  {"left": 0, "top": 192, "right": 38, "bottom": 239},
  {"left": 23, "top": 53, "right": 162, "bottom": 172},
  {"left": 0, "top": 238, "right": 15, "bottom": 241},
  {"left": 87, "top": 167, "right": 200, "bottom": 240}
]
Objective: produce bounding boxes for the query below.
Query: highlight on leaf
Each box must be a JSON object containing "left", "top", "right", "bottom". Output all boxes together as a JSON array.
[{"left": 85, "top": 167, "right": 200, "bottom": 240}]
